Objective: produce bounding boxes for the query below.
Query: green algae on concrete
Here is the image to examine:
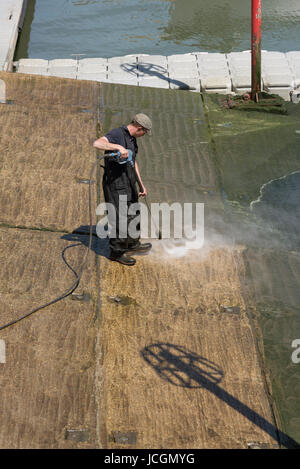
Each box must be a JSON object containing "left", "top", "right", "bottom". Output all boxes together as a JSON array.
[
  {"left": 243, "top": 248, "right": 300, "bottom": 446},
  {"left": 204, "top": 92, "right": 300, "bottom": 445},
  {"left": 203, "top": 93, "right": 300, "bottom": 205}
]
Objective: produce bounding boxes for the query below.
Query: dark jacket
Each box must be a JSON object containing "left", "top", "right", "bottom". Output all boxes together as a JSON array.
[{"left": 103, "top": 126, "right": 138, "bottom": 199}]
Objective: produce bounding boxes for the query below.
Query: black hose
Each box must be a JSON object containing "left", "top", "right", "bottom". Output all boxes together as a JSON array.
[
  {"left": 0, "top": 152, "right": 157, "bottom": 331},
  {"left": 0, "top": 159, "right": 98, "bottom": 331}
]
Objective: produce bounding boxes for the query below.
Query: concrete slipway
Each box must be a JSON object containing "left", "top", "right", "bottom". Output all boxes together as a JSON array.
[{"left": 0, "top": 71, "right": 300, "bottom": 449}]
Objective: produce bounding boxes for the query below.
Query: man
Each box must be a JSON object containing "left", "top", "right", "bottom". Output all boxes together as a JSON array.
[{"left": 93, "top": 113, "right": 152, "bottom": 266}]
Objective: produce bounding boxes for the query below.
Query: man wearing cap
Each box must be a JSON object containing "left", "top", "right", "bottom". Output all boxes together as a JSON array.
[{"left": 93, "top": 113, "right": 152, "bottom": 266}]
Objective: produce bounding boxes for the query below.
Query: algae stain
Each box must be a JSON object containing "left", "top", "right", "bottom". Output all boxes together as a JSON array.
[{"left": 108, "top": 295, "right": 138, "bottom": 307}]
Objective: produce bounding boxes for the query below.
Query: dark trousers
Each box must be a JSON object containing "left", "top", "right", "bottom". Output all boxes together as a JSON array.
[{"left": 103, "top": 182, "right": 140, "bottom": 255}]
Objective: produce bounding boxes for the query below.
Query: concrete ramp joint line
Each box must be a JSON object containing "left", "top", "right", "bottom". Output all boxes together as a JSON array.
[
  {"left": 0, "top": 340, "right": 6, "bottom": 364},
  {"left": 0, "top": 80, "right": 6, "bottom": 104}
]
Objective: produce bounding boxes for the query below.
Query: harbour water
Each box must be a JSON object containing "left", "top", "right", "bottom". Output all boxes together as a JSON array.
[{"left": 15, "top": 0, "right": 300, "bottom": 61}]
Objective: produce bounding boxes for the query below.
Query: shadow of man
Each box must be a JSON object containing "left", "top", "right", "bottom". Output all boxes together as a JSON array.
[{"left": 60, "top": 225, "right": 110, "bottom": 259}]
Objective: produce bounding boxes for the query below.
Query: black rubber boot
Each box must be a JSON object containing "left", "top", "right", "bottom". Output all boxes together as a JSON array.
[
  {"left": 109, "top": 252, "right": 136, "bottom": 266},
  {"left": 126, "top": 242, "right": 152, "bottom": 254}
]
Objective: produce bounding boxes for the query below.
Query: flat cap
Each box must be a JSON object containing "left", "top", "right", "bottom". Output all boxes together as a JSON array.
[{"left": 134, "top": 113, "right": 152, "bottom": 135}]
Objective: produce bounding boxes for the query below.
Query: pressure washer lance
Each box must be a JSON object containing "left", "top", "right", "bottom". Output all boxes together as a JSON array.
[{"left": 98, "top": 150, "right": 162, "bottom": 239}]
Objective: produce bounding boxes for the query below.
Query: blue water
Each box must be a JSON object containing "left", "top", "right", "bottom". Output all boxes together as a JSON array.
[{"left": 16, "top": 0, "right": 300, "bottom": 60}]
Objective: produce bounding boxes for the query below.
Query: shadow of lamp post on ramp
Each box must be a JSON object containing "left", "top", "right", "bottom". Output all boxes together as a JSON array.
[{"left": 141, "top": 343, "right": 300, "bottom": 448}]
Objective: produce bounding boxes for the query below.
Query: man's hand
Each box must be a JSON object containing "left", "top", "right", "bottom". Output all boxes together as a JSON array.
[
  {"left": 118, "top": 146, "right": 129, "bottom": 159},
  {"left": 139, "top": 184, "right": 147, "bottom": 197},
  {"left": 93, "top": 137, "right": 128, "bottom": 159}
]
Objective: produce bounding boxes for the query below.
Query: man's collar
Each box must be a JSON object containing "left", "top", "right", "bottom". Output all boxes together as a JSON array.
[
  {"left": 122, "top": 125, "right": 130, "bottom": 134},
  {"left": 122, "top": 125, "right": 135, "bottom": 139}
]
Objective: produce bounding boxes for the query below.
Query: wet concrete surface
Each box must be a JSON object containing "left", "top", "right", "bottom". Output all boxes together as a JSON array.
[
  {"left": 202, "top": 92, "right": 300, "bottom": 444},
  {"left": 0, "top": 72, "right": 299, "bottom": 448}
]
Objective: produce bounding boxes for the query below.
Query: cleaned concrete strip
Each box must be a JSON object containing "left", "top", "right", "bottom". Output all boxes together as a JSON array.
[
  {"left": 0, "top": 72, "right": 98, "bottom": 232},
  {"left": 0, "top": 73, "right": 101, "bottom": 447},
  {"left": 98, "top": 247, "right": 279, "bottom": 449},
  {"left": 0, "top": 228, "right": 98, "bottom": 448}
]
